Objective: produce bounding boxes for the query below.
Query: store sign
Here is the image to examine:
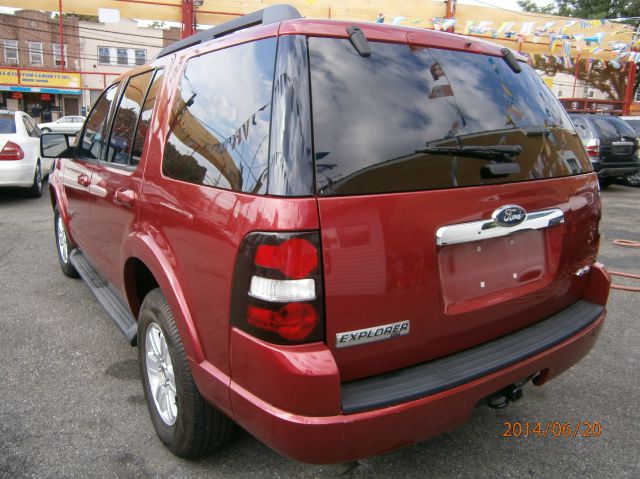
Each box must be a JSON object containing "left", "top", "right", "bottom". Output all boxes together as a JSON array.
[{"left": 0, "top": 68, "right": 81, "bottom": 89}]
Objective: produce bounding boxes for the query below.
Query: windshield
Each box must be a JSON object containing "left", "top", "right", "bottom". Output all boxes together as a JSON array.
[{"left": 309, "top": 38, "right": 590, "bottom": 195}]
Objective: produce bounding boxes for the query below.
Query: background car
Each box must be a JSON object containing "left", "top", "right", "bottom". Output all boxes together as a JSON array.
[
  {"left": 569, "top": 113, "right": 640, "bottom": 187},
  {"left": 618, "top": 115, "right": 640, "bottom": 186},
  {"left": 38, "top": 115, "right": 85, "bottom": 134},
  {"left": 0, "top": 109, "right": 52, "bottom": 197}
]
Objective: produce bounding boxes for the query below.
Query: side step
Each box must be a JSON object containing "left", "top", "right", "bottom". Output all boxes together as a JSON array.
[{"left": 69, "top": 250, "right": 137, "bottom": 346}]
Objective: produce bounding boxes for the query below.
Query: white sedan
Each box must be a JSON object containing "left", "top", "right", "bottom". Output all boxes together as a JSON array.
[
  {"left": 38, "top": 115, "right": 85, "bottom": 134},
  {"left": 0, "top": 110, "right": 53, "bottom": 197}
]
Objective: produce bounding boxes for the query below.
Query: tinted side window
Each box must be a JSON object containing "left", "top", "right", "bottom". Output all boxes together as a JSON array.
[
  {"left": 22, "top": 117, "right": 35, "bottom": 137},
  {"left": 80, "top": 84, "right": 118, "bottom": 160},
  {"left": 131, "top": 69, "right": 164, "bottom": 166},
  {"left": 163, "top": 38, "right": 276, "bottom": 194},
  {"left": 27, "top": 117, "right": 41, "bottom": 137},
  {"left": 107, "top": 71, "right": 154, "bottom": 165}
]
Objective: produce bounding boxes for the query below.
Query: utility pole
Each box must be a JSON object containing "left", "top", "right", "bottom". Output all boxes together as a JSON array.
[
  {"left": 181, "top": 0, "right": 196, "bottom": 39},
  {"left": 445, "top": 0, "right": 456, "bottom": 33},
  {"left": 58, "top": 0, "right": 64, "bottom": 71}
]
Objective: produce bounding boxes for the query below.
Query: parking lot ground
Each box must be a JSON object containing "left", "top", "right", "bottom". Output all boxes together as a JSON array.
[{"left": 0, "top": 183, "right": 639, "bottom": 478}]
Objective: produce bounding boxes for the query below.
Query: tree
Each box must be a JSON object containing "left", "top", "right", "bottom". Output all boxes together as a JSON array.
[{"left": 518, "top": 0, "right": 640, "bottom": 19}]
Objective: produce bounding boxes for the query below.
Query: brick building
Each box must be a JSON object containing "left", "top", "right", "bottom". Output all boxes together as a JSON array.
[{"left": 0, "top": 9, "right": 81, "bottom": 121}]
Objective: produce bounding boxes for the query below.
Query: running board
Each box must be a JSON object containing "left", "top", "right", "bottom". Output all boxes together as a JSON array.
[{"left": 69, "top": 250, "right": 137, "bottom": 346}]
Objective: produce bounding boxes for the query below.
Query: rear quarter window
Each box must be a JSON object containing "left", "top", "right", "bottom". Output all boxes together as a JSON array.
[
  {"left": 309, "top": 39, "right": 590, "bottom": 196},
  {"left": 162, "top": 38, "right": 276, "bottom": 194}
]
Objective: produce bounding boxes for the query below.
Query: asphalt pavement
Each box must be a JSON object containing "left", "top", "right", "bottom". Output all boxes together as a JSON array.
[{"left": 0, "top": 182, "right": 638, "bottom": 478}]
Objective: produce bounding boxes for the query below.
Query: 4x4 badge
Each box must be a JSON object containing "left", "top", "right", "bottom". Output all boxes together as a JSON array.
[{"left": 492, "top": 205, "right": 527, "bottom": 227}]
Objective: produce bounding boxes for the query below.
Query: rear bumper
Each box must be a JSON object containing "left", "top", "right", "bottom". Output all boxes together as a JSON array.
[
  {"left": 196, "top": 265, "right": 609, "bottom": 464},
  {"left": 0, "top": 160, "right": 36, "bottom": 187},
  {"left": 591, "top": 159, "right": 640, "bottom": 178}
]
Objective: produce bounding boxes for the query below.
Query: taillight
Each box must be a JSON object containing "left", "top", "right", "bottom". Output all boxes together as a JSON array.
[
  {"left": 585, "top": 139, "right": 599, "bottom": 158},
  {"left": 0, "top": 141, "right": 24, "bottom": 161},
  {"left": 231, "top": 232, "right": 324, "bottom": 344}
]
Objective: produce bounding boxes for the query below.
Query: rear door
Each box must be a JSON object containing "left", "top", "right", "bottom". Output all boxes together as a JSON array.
[
  {"left": 63, "top": 83, "right": 119, "bottom": 251},
  {"left": 589, "top": 115, "right": 638, "bottom": 162},
  {"left": 308, "top": 37, "right": 600, "bottom": 381},
  {"left": 89, "top": 69, "right": 164, "bottom": 290}
]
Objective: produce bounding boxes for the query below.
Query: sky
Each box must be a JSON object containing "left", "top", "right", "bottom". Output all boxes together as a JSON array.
[{"left": 459, "top": 0, "right": 554, "bottom": 11}]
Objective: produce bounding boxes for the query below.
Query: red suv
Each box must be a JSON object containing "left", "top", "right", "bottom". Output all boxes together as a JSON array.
[{"left": 41, "top": 5, "right": 610, "bottom": 464}]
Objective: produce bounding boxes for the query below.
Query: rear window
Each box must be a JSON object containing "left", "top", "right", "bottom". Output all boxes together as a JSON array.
[
  {"left": 0, "top": 114, "right": 16, "bottom": 134},
  {"left": 309, "top": 39, "right": 590, "bottom": 195},
  {"left": 589, "top": 116, "right": 636, "bottom": 138},
  {"left": 622, "top": 118, "right": 640, "bottom": 134}
]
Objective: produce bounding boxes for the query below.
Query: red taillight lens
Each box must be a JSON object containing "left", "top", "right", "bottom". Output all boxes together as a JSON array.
[
  {"left": 231, "top": 231, "right": 324, "bottom": 345},
  {"left": 255, "top": 238, "right": 318, "bottom": 279},
  {"left": 0, "top": 141, "right": 24, "bottom": 161},
  {"left": 247, "top": 303, "right": 318, "bottom": 341}
]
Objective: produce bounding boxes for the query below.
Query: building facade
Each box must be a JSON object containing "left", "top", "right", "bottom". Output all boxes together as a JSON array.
[
  {"left": 0, "top": 9, "right": 81, "bottom": 122},
  {"left": 79, "top": 19, "right": 163, "bottom": 112}
]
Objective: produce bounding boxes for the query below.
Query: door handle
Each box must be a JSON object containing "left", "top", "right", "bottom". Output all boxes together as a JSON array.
[
  {"left": 114, "top": 188, "right": 136, "bottom": 207},
  {"left": 77, "top": 174, "right": 90, "bottom": 187}
]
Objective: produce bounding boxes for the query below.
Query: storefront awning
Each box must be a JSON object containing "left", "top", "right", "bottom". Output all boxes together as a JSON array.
[{"left": 0, "top": 85, "right": 81, "bottom": 95}]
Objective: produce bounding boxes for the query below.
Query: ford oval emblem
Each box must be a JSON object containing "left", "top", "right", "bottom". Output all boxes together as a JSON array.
[{"left": 492, "top": 205, "right": 527, "bottom": 227}]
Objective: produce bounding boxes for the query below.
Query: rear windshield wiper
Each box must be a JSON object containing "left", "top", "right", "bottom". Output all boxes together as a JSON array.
[{"left": 415, "top": 144, "right": 522, "bottom": 161}]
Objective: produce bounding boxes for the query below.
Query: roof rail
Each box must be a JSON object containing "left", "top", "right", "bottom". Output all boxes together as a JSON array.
[{"left": 156, "top": 4, "right": 303, "bottom": 59}]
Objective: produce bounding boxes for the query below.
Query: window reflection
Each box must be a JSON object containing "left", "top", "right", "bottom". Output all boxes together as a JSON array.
[
  {"left": 163, "top": 38, "right": 276, "bottom": 194},
  {"left": 80, "top": 84, "right": 118, "bottom": 160}
]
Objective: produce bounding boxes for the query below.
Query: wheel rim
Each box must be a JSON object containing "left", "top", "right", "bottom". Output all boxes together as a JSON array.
[
  {"left": 626, "top": 172, "right": 640, "bottom": 185},
  {"left": 145, "top": 323, "right": 178, "bottom": 426},
  {"left": 56, "top": 216, "right": 68, "bottom": 264}
]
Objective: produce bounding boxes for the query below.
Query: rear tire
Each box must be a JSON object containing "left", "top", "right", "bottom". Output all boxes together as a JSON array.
[
  {"left": 138, "top": 288, "right": 233, "bottom": 458},
  {"left": 54, "top": 206, "right": 79, "bottom": 278},
  {"left": 27, "top": 160, "right": 42, "bottom": 198}
]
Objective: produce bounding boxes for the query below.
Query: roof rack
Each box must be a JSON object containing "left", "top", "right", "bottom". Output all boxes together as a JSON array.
[{"left": 156, "top": 4, "right": 303, "bottom": 59}]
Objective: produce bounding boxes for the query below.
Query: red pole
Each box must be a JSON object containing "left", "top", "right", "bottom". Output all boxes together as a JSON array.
[
  {"left": 181, "top": 0, "right": 195, "bottom": 39},
  {"left": 571, "top": 53, "right": 581, "bottom": 98},
  {"left": 624, "top": 61, "right": 637, "bottom": 115},
  {"left": 58, "top": 0, "right": 65, "bottom": 71}
]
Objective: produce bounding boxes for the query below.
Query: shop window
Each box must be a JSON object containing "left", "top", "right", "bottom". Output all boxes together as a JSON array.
[
  {"left": 28, "top": 42, "right": 43, "bottom": 66},
  {"left": 4, "top": 40, "right": 18, "bottom": 64},
  {"left": 98, "top": 47, "right": 110, "bottom": 65},
  {"left": 135, "top": 49, "right": 146, "bottom": 66},
  {"left": 117, "top": 48, "right": 128, "bottom": 65},
  {"left": 52, "top": 43, "right": 68, "bottom": 67}
]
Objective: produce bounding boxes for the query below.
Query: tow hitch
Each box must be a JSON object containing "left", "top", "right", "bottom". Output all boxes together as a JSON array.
[{"left": 486, "top": 377, "right": 532, "bottom": 409}]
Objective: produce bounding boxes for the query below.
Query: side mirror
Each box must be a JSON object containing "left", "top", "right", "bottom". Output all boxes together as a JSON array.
[{"left": 40, "top": 133, "right": 76, "bottom": 158}]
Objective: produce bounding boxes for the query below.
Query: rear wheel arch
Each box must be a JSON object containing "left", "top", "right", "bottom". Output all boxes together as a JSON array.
[{"left": 122, "top": 245, "right": 206, "bottom": 363}]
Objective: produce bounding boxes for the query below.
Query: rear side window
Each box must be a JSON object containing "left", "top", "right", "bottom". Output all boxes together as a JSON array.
[
  {"left": 106, "top": 70, "right": 155, "bottom": 165},
  {"left": 589, "top": 116, "right": 636, "bottom": 139},
  {"left": 309, "top": 39, "right": 591, "bottom": 195},
  {"left": 79, "top": 84, "right": 119, "bottom": 160},
  {"left": 0, "top": 114, "right": 16, "bottom": 133},
  {"left": 130, "top": 69, "right": 164, "bottom": 166},
  {"left": 163, "top": 38, "right": 276, "bottom": 194}
]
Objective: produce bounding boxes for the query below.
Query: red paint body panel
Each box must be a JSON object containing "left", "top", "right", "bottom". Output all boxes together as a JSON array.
[{"left": 227, "top": 310, "right": 605, "bottom": 464}]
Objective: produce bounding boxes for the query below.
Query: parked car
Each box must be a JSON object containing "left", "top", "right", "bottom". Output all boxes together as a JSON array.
[
  {"left": 618, "top": 115, "right": 640, "bottom": 186},
  {"left": 41, "top": 5, "right": 610, "bottom": 465},
  {"left": 569, "top": 113, "right": 640, "bottom": 187},
  {"left": 38, "top": 115, "right": 85, "bottom": 134},
  {"left": 0, "top": 109, "right": 51, "bottom": 197}
]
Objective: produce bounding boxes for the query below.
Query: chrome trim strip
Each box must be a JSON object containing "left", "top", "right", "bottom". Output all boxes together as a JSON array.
[{"left": 436, "top": 208, "right": 564, "bottom": 246}]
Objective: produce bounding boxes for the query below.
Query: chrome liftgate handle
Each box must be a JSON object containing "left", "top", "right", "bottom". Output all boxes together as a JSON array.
[{"left": 436, "top": 209, "right": 565, "bottom": 246}]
